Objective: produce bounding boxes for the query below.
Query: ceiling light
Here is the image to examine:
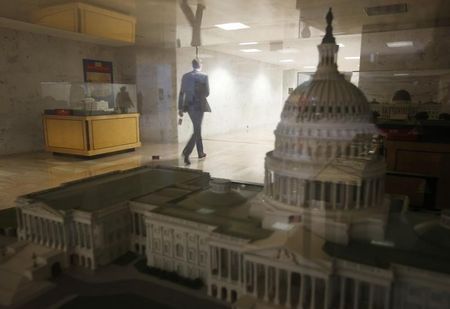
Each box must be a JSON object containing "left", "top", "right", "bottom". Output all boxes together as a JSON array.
[
  {"left": 394, "top": 73, "right": 409, "bottom": 76},
  {"left": 240, "top": 49, "right": 261, "bottom": 53},
  {"left": 338, "top": 43, "right": 345, "bottom": 47},
  {"left": 239, "top": 42, "right": 258, "bottom": 45},
  {"left": 280, "top": 59, "right": 294, "bottom": 63},
  {"left": 386, "top": 41, "right": 413, "bottom": 48},
  {"left": 345, "top": 56, "right": 360, "bottom": 60},
  {"left": 215, "top": 22, "right": 250, "bottom": 30}
]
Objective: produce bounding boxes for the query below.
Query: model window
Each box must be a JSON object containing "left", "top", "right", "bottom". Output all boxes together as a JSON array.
[
  {"left": 188, "top": 249, "right": 195, "bottom": 261},
  {"left": 164, "top": 242, "right": 170, "bottom": 255},
  {"left": 176, "top": 244, "right": 184, "bottom": 257},
  {"left": 199, "top": 251, "right": 206, "bottom": 264}
]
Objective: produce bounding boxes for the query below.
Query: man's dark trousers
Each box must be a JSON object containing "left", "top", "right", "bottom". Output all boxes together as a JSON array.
[{"left": 183, "top": 110, "right": 204, "bottom": 157}]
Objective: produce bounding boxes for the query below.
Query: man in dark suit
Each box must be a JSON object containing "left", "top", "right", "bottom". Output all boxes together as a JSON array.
[{"left": 178, "top": 58, "right": 211, "bottom": 165}]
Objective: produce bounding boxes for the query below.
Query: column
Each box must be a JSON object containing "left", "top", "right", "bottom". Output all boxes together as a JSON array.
[
  {"left": 309, "top": 181, "right": 314, "bottom": 204},
  {"left": 218, "top": 247, "right": 222, "bottom": 278},
  {"left": 287, "top": 178, "right": 292, "bottom": 205},
  {"left": 85, "top": 224, "right": 91, "bottom": 248},
  {"left": 364, "top": 180, "right": 371, "bottom": 208},
  {"left": 42, "top": 219, "right": 48, "bottom": 245},
  {"left": 298, "top": 274, "right": 305, "bottom": 309},
  {"left": 379, "top": 179, "right": 385, "bottom": 204},
  {"left": 50, "top": 221, "right": 55, "bottom": 247},
  {"left": 237, "top": 253, "right": 241, "bottom": 283},
  {"left": 228, "top": 250, "right": 231, "bottom": 281},
  {"left": 320, "top": 182, "right": 325, "bottom": 204},
  {"left": 46, "top": 220, "right": 50, "bottom": 246},
  {"left": 50, "top": 220, "right": 55, "bottom": 246},
  {"left": 286, "top": 271, "right": 292, "bottom": 308},
  {"left": 274, "top": 268, "right": 280, "bottom": 305},
  {"left": 324, "top": 280, "right": 330, "bottom": 309},
  {"left": 76, "top": 222, "right": 81, "bottom": 247},
  {"left": 264, "top": 265, "right": 269, "bottom": 302},
  {"left": 253, "top": 263, "right": 257, "bottom": 297},
  {"left": 368, "top": 284, "right": 374, "bottom": 309},
  {"left": 384, "top": 288, "right": 390, "bottom": 309},
  {"left": 339, "top": 277, "right": 346, "bottom": 309},
  {"left": 130, "top": 211, "right": 136, "bottom": 235},
  {"left": 243, "top": 259, "right": 247, "bottom": 289},
  {"left": 311, "top": 277, "right": 316, "bottom": 309},
  {"left": 345, "top": 184, "right": 350, "bottom": 210},
  {"left": 372, "top": 179, "right": 378, "bottom": 206},
  {"left": 356, "top": 183, "right": 361, "bottom": 209},
  {"left": 353, "top": 280, "right": 360, "bottom": 309},
  {"left": 331, "top": 183, "right": 337, "bottom": 209},
  {"left": 297, "top": 180, "right": 303, "bottom": 207},
  {"left": 53, "top": 221, "right": 58, "bottom": 247}
]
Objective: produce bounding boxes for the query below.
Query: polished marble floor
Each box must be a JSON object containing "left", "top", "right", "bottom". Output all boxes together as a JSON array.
[{"left": 0, "top": 127, "right": 275, "bottom": 210}]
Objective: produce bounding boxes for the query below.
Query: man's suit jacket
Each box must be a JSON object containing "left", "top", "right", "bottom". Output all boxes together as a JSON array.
[{"left": 178, "top": 70, "right": 211, "bottom": 113}]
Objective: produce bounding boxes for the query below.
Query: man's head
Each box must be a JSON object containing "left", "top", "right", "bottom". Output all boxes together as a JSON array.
[{"left": 192, "top": 58, "right": 202, "bottom": 70}]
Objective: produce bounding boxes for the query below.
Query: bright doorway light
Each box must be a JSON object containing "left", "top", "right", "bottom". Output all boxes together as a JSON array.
[{"left": 215, "top": 23, "right": 250, "bottom": 30}]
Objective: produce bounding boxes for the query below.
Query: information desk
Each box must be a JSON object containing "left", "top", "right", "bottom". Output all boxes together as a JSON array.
[{"left": 43, "top": 113, "right": 141, "bottom": 156}]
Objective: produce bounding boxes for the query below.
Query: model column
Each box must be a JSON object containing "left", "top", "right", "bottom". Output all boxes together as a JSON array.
[
  {"left": 274, "top": 268, "right": 280, "bottom": 305},
  {"left": 286, "top": 271, "right": 292, "bottom": 308},
  {"left": 298, "top": 274, "right": 305, "bottom": 309},
  {"left": 264, "top": 265, "right": 269, "bottom": 302}
]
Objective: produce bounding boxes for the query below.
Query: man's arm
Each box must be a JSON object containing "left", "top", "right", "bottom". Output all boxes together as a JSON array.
[
  {"left": 178, "top": 75, "right": 186, "bottom": 116},
  {"left": 204, "top": 75, "right": 210, "bottom": 97}
]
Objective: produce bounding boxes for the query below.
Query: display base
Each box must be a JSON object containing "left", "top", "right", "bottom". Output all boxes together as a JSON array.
[{"left": 43, "top": 113, "right": 141, "bottom": 157}]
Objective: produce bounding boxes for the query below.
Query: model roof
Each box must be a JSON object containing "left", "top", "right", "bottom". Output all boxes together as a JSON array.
[
  {"left": 25, "top": 166, "right": 208, "bottom": 212},
  {"left": 149, "top": 183, "right": 273, "bottom": 241}
]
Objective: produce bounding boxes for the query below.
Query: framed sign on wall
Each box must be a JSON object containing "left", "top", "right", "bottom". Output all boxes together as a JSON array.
[{"left": 83, "top": 59, "right": 114, "bottom": 83}]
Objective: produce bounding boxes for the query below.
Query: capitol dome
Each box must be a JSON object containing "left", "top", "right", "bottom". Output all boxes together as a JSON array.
[{"left": 261, "top": 9, "right": 386, "bottom": 233}]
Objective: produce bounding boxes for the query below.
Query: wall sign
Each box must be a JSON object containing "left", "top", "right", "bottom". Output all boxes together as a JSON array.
[{"left": 83, "top": 59, "right": 114, "bottom": 83}]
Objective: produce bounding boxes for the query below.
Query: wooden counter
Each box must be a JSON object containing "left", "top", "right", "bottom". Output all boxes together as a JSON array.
[
  {"left": 385, "top": 140, "right": 450, "bottom": 209},
  {"left": 43, "top": 113, "right": 141, "bottom": 156}
]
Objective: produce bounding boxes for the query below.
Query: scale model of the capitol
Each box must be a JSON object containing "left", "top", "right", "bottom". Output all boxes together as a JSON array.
[{"left": 8, "top": 9, "right": 450, "bottom": 309}]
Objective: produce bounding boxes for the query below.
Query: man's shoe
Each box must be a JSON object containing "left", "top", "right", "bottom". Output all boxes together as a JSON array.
[
  {"left": 198, "top": 153, "right": 207, "bottom": 159},
  {"left": 183, "top": 155, "right": 191, "bottom": 165}
]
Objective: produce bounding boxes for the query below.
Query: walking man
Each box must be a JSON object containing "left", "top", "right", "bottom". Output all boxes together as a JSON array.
[{"left": 178, "top": 58, "right": 211, "bottom": 165}]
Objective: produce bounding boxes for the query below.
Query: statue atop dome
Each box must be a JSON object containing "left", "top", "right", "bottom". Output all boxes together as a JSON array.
[{"left": 322, "top": 8, "right": 336, "bottom": 44}]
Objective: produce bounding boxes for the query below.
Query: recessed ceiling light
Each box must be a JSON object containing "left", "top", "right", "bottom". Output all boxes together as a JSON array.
[
  {"left": 394, "top": 73, "right": 409, "bottom": 76},
  {"left": 303, "top": 65, "right": 316, "bottom": 69},
  {"left": 215, "top": 22, "right": 250, "bottom": 30},
  {"left": 240, "top": 49, "right": 261, "bottom": 53},
  {"left": 386, "top": 41, "right": 413, "bottom": 48},
  {"left": 338, "top": 43, "right": 345, "bottom": 47},
  {"left": 239, "top": 42, "right": 258, "bottom": 45},
  {"left": 345, "top": 56, "right": 360, "bottom": 60},
  {"left": 280, "top": 59, "right": 294, "bottom": 63}
]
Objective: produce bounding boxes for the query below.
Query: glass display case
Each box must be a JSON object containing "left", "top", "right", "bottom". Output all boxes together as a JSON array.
[
  {"left": 41, "top": 82, "right": 138, "bottom": 116},
  {"left": 40, "top": 82, "right": 141, "bottom": 156}
]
